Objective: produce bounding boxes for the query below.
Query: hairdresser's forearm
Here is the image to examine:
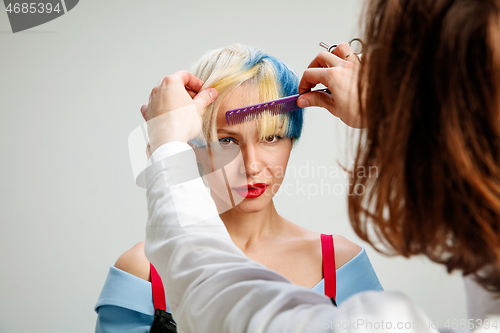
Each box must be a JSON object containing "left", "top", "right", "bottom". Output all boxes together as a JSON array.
[{"left": 143, "top": 143, "right": 435, "bottom": 333}]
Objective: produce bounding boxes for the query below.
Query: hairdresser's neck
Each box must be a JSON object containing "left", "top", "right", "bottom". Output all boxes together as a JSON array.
[{"left": 220, "top": 201, "right": 285, "bottom": 252}]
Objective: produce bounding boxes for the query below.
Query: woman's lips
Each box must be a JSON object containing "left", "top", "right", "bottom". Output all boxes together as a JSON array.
[{"left": 233, "top": 183, "right": 269, "bottom": 198}]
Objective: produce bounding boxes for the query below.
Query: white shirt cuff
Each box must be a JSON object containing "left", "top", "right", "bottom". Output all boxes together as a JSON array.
[{"left": 150, "top": 142, "right": 193, "bottom": 164}]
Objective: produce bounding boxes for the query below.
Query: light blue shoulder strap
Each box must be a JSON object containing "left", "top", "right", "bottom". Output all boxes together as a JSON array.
[
  {"left": 311, "top": 247, "right": 383, "bottom": 306},
  {"left": 95, "top": 266, "right": 155, "bottom": 315},
  {"left": 336, "top": 247, "right": 383, "bottom": 304}
]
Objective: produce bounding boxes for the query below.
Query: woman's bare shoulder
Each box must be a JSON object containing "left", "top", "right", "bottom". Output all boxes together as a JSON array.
[
  {"left": 295, "top": 229, "right": 361, "bottom": 269},
  {"left": 285, "top": 219, "right": 320, "bottom": 239},
  {"left": 114, "top": 241, "right": 151, "bottom": 282},
  {"left": 332, "top": 234, "right": 362, "bottom": 269}
]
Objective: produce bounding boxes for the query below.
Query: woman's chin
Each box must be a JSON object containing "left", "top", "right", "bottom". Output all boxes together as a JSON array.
[{"left": 232, "top": 199, "right": 269, "bottom": 214}]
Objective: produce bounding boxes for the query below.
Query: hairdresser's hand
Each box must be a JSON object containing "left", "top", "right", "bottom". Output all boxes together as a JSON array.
[
  {"left": 297, "top": 43, "right": 363, "bottom": 128},
  {"left": 140, "top": 71, "right": 217, "bottom": 154}
]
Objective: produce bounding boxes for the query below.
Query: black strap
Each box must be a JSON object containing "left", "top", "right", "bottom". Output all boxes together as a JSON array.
[{"left": 150, "top": 309, "right": 177, "bottom": 333}]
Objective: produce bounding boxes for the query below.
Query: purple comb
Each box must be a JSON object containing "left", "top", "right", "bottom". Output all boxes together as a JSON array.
[{"left": 225, "top": 88, "right": 330, "bottom": 125}]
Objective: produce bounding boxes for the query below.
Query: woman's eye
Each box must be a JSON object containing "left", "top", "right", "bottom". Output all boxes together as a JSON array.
[
  {"left": 218, "top": 137, "right": 237, "bottom": 147},
  {"left": 264, "top": 135, "right": 282, "bottom": 143}
]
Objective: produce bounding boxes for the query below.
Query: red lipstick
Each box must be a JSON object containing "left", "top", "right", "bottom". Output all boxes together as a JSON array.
[{"left": 233, "top": 183, "right": 269, "bottom": 198}]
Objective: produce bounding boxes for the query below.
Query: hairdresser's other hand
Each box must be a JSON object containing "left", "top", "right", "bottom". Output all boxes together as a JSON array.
[
  {"left": 297, "top": 43, "right": 362, "bottom": 128},
  {"left": 140, "top": 71, "right": 217, "bottom": 153}
]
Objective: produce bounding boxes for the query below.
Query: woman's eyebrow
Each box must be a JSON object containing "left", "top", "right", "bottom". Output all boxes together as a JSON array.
[{"left": 216, "top": 129, "right": 240, "bottom": 136}]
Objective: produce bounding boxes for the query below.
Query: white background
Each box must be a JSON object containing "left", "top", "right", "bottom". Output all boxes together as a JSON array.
[{"left": 0, "top": 1, "right": 466, "bottom": 332}]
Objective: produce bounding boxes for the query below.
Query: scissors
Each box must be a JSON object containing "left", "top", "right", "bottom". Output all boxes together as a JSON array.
[{"left": 319, "top": 38, "right": 363, "bottom": 61}]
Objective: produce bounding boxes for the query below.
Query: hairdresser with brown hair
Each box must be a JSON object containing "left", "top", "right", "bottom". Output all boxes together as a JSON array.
[
  {"left": 298, "top": 0, "right": 500, "bottom": 313},
  {"left": 141, "top": 0, "right": 500, "bottom": 332}
]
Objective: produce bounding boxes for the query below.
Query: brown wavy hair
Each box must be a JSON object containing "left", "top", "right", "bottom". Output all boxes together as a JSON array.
[{"left": 349, "top": 0, "right": 500, "bottom": 293}]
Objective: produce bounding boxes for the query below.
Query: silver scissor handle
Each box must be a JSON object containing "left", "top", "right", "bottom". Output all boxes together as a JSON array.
[
  {"left": 319, "top": 38, "right": 363, "bottom": 56},
  {"left": 319, "top": 41, "right": 338, "bottom": 53}
]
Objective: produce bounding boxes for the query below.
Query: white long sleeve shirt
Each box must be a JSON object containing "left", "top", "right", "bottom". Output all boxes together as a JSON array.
[{"left": 143, "top": 142, "right": 498, "bottom": 333}]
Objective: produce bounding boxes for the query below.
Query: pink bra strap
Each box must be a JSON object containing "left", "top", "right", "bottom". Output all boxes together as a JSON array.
[
  {"left": 150, "top": 264, "right": 167, "bottom": 311},
  {"left": 320, "top": 234, "right": 336, "bottom": 301}
]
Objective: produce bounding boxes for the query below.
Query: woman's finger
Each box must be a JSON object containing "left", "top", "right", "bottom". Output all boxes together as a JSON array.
[
  {"left": 187, "top": 87, "right": 198, "bottom": 99},
  {"left": 193, "top": 88, "right": 218, "bottom": 116},
  {"left": 151, "top": 86, "right": 159, "bottom": 97},
  {"left": 331, "top": 43, "right": 351, "bottom": 58},
  {"left": 297, "top": 90, "right": 336, "bottom": 110},
  {"left": 167, "top": 70, "right": 205, "bottom": 93},
  {"left": 333, "top": 43, "right": 360, "bottom": 65},
  {"left": 298, "top": 67, "right": 336, "bottom": 94},
  {"left": 306, "top": 51, "right": 345, "bottom": 69},
  {"left": 140, "top": 103, "right": 148, "bottom": 121}
]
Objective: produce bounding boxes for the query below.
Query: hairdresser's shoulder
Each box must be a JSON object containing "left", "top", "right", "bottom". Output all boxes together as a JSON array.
[{"left": 114, "top": 241, "right": 151, "bottom": 282}]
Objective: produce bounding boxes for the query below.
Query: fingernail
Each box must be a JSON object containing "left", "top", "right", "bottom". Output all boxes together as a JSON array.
[
  {"left": 209, "top": 88, "right": 217, "bottom": 101},
  {"left": 297, "top": 98, "right": 309, "bottom": 107}
]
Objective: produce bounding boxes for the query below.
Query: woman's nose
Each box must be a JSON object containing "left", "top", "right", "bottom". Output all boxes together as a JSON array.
[{"left": 240, "top": 144, "right": 263, "bottom": 176}]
